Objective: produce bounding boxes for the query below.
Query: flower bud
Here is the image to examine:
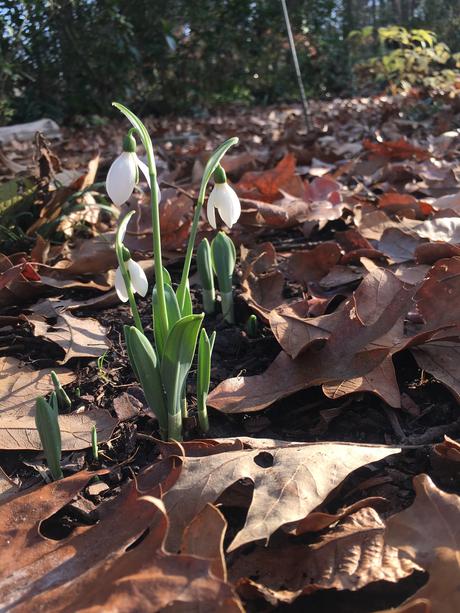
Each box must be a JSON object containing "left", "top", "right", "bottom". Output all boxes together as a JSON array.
[
  {"left": 212, "top": 232, "right": 236, "bottom": 324},
  {"left": 197, "top": 238, "right": 215, "bottom": 314}
]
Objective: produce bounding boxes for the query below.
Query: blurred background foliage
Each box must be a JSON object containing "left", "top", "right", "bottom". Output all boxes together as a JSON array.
[{"left": 0, "top": 0, "right": 459, "bottom": 124}]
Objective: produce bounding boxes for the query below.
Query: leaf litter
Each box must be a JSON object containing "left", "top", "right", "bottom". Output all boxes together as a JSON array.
[{"left": 1, "top": 95, "right": 460, "bottom": 611}]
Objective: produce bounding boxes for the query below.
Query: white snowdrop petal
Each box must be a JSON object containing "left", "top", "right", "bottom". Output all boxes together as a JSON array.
[
  {"left": 136, "top": 155, "right": 161, "bottom": 203},
  {"left": 106, "top": 152, "right": 137, "bottom": 205},
  {"left": 218, "top": 183, "right": 241, "bottom": 228},
  {"left": 114, "top": 266, "right": 130, "bottom": 302},
  {"left": 128, "top": 259, "right": 149, "bottom": 297},
  {"left": 207, "top": 198, "right": 217, "bottom": 229},
  {"left": 135, "top": 155, "right": 151, "bottom": 187}
]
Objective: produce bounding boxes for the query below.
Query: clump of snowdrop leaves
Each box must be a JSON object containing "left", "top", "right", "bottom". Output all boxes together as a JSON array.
[
  {"left": 106, "top": 132, "right": 160, "bottom": 205},
  {"left": 207, "top": 164, "right": 241, "bottom": 229}
]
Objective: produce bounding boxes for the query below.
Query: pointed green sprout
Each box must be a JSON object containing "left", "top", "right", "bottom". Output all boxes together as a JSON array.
[
  {"left": 212, "top": 232, "right": 237, "bottom": 324},
  {"left": 35, "top": 396, "right": 63, "bottom": 481},
  {"left": 197, "top": 329, "right": 216, "bottom": 433},
  {"left": 91, "top": 425, "right": 99, "bottom": 461},
  {"left": 246, "top": 314, "right": 258, "bottom": 338},
  {"left": 50, "top": 370, "right": 71, "bottom": 410},
  {"left": 197, "top": 238, "right": 216, "bottom": 314},
  {"left": 160, "top": 314, "right": 204, "bottom": 440}
]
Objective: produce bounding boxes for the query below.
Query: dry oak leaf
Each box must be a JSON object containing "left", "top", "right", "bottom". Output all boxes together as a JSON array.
[
  {"left": 431, "top": 436, "right": 460, "bottom": 483},
  {"left": 411, "top": 341, "right": 460, "bottom": 403},
  {"left": 162, "top": 437, "right": 399, "bottom": 553},
  {"left": 230, "top": 507, "right": 419, "bottom": 605},
  {"left": 377, "top": 474, "right": 460, "bottom": 613},
  {"left": 0, "top": 355, "right": 74, "bottom": 416},
  {"left": 415, "top": 257, "right": 460, "bottom": 329},
  {"left": 378, "top": 192, "right": 432, "bottom": 219},
  {"left": 0, "top": 473, "right": 241, "bottom": 612},
  {"left": 0, "top": 356, "right": 116, "bottom": 450},
  {"left": 270, "top": 266, "right": 411, "bottom": 360},
  {"left": 0, "top": 470, "right": 99, "bottom": 578},
  {"left": 236, "top": 152, "right": 296, "bottom": 200},
  {"left": 323, "top": 355, "right": 401, "bottom": 408},
  {"left": 29, "top": 306, "right": 110, "bottom": 364},
  {"left": 216, "top": 268, "right": 412, "bottom": 414},
  {"left": 363, "top": 138, "right": 430, "bottom": 161},
  {"left": 181, "top": 503, "right": 228, "bottom": 582},
  {"left": 286, "top": 242, "right": 342, "bottom": 286},
  {"left": 415, "top": 241, "right": 460, "bottom": 265}
]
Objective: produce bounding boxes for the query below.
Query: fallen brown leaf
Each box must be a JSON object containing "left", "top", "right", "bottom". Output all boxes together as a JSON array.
[
  {"left": 230, "top": 507, "right": 419, "bottom": 605},
  {"left": 411, "top": 342, "right": 460, "bottom": 402},
  {"left": 214, "top": 268, "right": 412, "bottom": 412},
  {"left": 236, "top": 153, "right": 296, "bottom": 200},
  {"left": 162, "top": 437, "right": 399, "bottom": 552},
  {"left": 0, "top": 356, "right": 116, "bottom": 450},
  {"left": 323, "top": 355, "right": 401, "bottom": 408},
  {"left": 379, "top": 474, "right": 460, "bottom": 613},
  {"left": 0, "top": 467, "right": 241, "bottom": 612},
  {"left": 363, "top": 138, "right": 430, "bottom": 162},
  {"left": 28, "top": 301, "right": 110, "bottom": 363},
  {"left": 286, "top": 242, "right": 342, "bottom": 286}
]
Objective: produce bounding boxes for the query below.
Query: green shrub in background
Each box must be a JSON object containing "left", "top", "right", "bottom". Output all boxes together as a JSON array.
[
  {"left": 0, "top": 0, "right": 459, "bottom": 124},
  {"left": 349, "top": 25, "right": 460, "bottom": 95}
]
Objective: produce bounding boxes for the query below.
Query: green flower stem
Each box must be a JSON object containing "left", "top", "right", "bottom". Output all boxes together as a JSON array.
[
  {"left": 112, "top": 102, "right": 168, "bottom": 345},
  {"left": 177, "top": 196, "right": 204, "bottom": 312},
  {"left": 168, "top": 410, "right": 182, "bottom": 441},
  {"left": 202, "top": 289, "right": 216, "bottom": 314},
  {"left": 149, "top": 169, "right": 169, "bottom": 343},
  {"left": 221, "top": 291, "right": 235, "bottom": 324},
  {"left": 177, "top": 136, "right": 239, "bottom": 312},
  {"left": 115, "top": 213, "right": 143, "bottom": 333}
]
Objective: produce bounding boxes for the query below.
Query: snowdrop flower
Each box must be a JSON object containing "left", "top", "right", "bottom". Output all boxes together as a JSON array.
[
  {"left": 115, "top": 259, "right": 148, "bottom": 302},
  {"left": 114, "top": 222, "right": 148, "bottom": 302},
  {"left": 207, "top": 165, "right": 241, "bottom": 229},
  {"left": 106, "top": 134, "right": 161, "bottom": 205}
]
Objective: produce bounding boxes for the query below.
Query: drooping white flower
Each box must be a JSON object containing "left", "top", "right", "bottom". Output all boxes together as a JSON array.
[
  {"left": 115, "top": 259, "right": 148, "bottom": 303},
  {"left": 106, "top": 135, "right": 161, "bottom": 205},
  {"left": 207, "top": 174, "right": 241, "bottom": 229},
  {"left": 114, "top": 219, "right": 149, "bottom": 302}
]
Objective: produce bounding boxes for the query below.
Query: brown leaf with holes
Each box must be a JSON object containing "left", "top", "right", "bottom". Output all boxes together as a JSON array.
[
  {"left": 162, "top": 437, "right": 399, "bottom": 552},
  {"left": 229, "top": 507, "right": 419, "bottom": 605},
  {"left": 0, "top": 464, "right": 241, "bottom": 612}
]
